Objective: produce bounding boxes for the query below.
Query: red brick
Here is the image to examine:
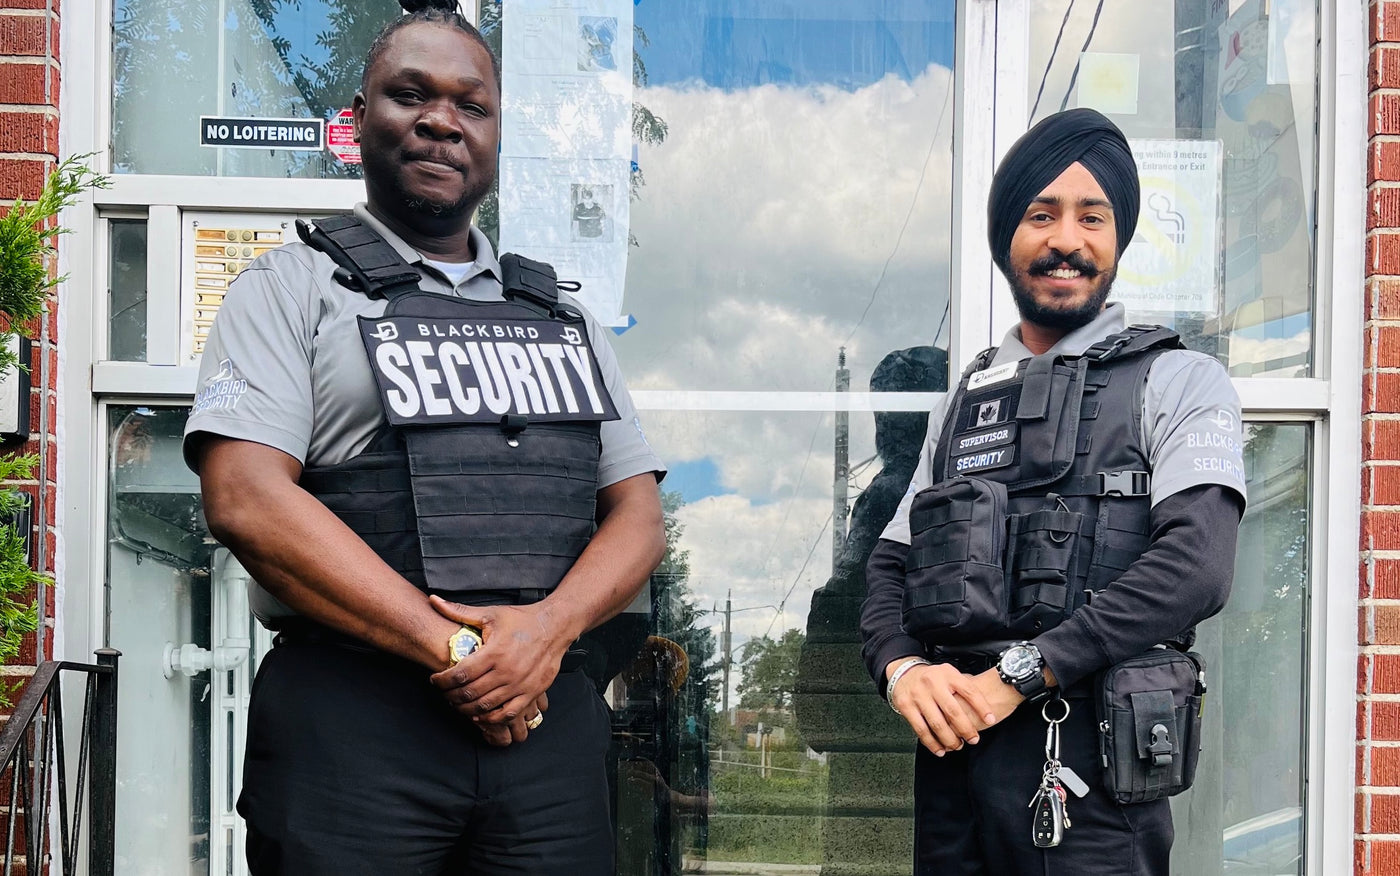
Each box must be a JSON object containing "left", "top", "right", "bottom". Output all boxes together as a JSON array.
[
  {"left": 1373, "top": 560, "right": 1400, "bottom": 600},
  {"left": 0, "top": 157, "right": 47, "bottom": 201},
  {"left": 0, "top": 61, "right": 49, "bottom": 106},
  {"left": 1365, "top": 418, "right": 1400, "bottom": 459},
  {"left": 1369, "top": 743, "right": 1400, "bottom": 785},
  {"left": 1371, "top": 140, "right": 1400, "bottom": 185},
  {"left": 1368, "top": 604, "right": 1400, "bottom": 644},
  {"left": 1370, "top": 231, "right": 1400, "bottom": 275},
  {"left": 1377, "top": 702, "right": 1400, "bottom": 742},
  {"left": 1364, "top": 372, "right": 1400, "bottom": 414},
  {"left": 1367, "top": 790, "right": 1400, "bottom": 832},
  {"left": 1375, "top": 186, "right": 1400, "bottom": 231},
  {"left": 0, "top": 111, "right": 56, "bottom": 155},
  {"left": 1376, "top": 653, "right": 1400, "bottom": 694},
  {"left": 1361, "top": 838, "right": 1400, "bottom": 876},
  {"left": 0, "top": 0, "right": 54, "bottom": 10},
  {"left": 1376, "top": 93, "right": 1400, "bottom": 137},
  {"left": 1363, "top": 509, "right": 1400, "bottom": 549},
  {"left": 1368, "top": 277, "right": 1400, "bottom": 318},
  {"left": 1375, "top": 1, "right": 1400, "bottom": 43},
  {"left": 0, "top": 13, "right": 45, "bottom": 56},
  {"left": 1366, "top": 465, "right": 1400, "bottom": 504},
  {"left": 1379, "top": 47, "right": 1400, "bottom": 91}
]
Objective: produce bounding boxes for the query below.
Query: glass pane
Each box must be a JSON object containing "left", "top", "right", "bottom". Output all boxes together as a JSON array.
[
  {"left": 108, "top": 406, "right": 212, "bottom": 874},
  {"left": 615, "top": 400, "right": 942, "bottom": 872},
  {"left": 111, "top": 0, "right": 397, "bottom": 178},
  {"left": 1174, "top": 423, "right": 1309, "bottom": 876},
  {"left": 108, "top": 219, "right": 147, "bottom": 361},
  {"left": 622, "top": 412, "right": 1309, "bottom": 874},
  {"left": 1026, "top": 1, "right": 1317, "bottom": 377},
  {"left": 479, "top": 0, "right": 958, "bottom": 393}
]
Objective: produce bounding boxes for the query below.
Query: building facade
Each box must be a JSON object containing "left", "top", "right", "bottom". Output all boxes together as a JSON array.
[{"left": 0, "top": 0, "right": 1381, "bottom": 873}]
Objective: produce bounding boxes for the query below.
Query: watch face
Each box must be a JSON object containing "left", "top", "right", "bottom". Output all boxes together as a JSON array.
[
  {"left": 448, "top": 626, "right": 483, "bottom": 662},
  {"left": 1001, "top": 645, "right": 1037, "bottom": 679}
]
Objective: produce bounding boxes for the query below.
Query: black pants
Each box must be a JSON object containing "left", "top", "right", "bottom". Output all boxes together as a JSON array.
[
  {"left": 913, "top": 693, "right": 1172, "bottom": 876},
  {"left": 238, "top": 639, "right": 614, "bottom": 876}
]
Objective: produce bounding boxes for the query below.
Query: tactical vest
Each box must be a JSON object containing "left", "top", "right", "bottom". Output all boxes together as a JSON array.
[
  {"left": 294, "top": 214, "right": 619, "bottom": 595},
  {"left": 901, "top": 326, "right": 1182, "bottom": 648}
]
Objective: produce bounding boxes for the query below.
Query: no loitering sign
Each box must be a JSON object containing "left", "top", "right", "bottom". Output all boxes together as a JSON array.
[{"left": 200, "top": 116, "right": 325, "bottom": 150}]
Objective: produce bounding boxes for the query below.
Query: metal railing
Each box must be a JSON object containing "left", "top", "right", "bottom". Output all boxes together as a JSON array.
[{"left": 0, "top": 649, "right": 119, "bottom": 876}]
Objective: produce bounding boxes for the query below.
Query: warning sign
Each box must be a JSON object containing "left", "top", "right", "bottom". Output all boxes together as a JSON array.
[
  {"left": 327, "top": 109, "right": 360, "bottom": 165},
  {"left": 1115, "top": 139, "right": 1222, "bottom": 314}
]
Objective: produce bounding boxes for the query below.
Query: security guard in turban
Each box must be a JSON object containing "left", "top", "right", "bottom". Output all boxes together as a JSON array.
[{"left": 860, "top": 108, "right": 1247, "bottom": 874}]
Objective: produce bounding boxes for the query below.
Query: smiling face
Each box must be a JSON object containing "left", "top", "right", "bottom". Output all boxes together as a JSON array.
[
  {"left": 1005, "top": 161, "right": 1119, "bottom": 334},
  {"left": 353, "top": 22, "right": 501, "bottom": 229}
]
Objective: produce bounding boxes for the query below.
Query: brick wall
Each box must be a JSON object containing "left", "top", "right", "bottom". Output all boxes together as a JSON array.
[
  {"left": 0, "top": 0, "right": 60, "bottom": 688},
  {"left": 1364, "top": 3, "right": 1400, "bottom": 874}
]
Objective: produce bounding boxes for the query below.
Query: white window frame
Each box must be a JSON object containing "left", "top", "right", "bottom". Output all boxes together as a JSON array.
[{"left": 59, "top": 0, "right": 1364, "bottom": 873}]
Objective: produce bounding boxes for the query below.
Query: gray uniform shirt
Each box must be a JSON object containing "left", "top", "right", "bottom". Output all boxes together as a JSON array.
[
  {"left": 183, "top": 204, "right": 664, "bottom": 621},
  {"left": 881, "top": 303, "right": 1247, "bottom": 545},
  {"left": 183, "top": 202, "right": 664, "bottom": 484}
]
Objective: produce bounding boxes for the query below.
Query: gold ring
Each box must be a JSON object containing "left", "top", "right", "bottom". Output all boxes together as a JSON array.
[{"left": 525, "top": 712, "right": 544, "bottom": 730}]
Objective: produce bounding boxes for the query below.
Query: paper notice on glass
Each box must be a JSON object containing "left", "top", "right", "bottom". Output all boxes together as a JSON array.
[
  {"left": 1114, "top": 139, "right": 1222, "bottom": 314},
  {"left": 500, "top": 0, "right": 633, "bottom": 326},
  {"left": 498, "top": 157, "right": 632, "bottom": 327}
]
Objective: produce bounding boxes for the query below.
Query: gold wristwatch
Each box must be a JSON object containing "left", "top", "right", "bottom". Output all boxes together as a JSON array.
[{"left": 447, "top": 625, "right": 484, "bottom": 665}]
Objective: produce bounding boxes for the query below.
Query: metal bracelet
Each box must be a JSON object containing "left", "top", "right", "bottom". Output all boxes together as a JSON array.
[{"left": 885, "top": 657, "right": 932, "bottom": 714}]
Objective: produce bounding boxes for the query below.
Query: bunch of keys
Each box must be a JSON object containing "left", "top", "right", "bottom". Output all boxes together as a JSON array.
[{"left": 1029, "top": 697, "right": 1090, "bottom": 849}]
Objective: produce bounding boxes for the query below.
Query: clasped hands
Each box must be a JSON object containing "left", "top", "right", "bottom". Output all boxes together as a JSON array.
[
  {"left": 885, "top": 660, "right": 1029, "bottom": 757},
  {"left": 426, "top": 595, "right": 568, "bottom": 748}
]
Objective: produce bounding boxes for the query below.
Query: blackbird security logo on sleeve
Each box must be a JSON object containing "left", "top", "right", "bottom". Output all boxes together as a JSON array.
[{"left": 358, "top": 315, "right": 620, "bottom": 426}]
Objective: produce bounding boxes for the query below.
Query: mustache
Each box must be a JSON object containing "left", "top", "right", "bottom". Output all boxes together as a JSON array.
[
  {"left": 1028, "top": 250, "right": 1099, "bottom": 277},
  {"left": 404, "top": 151, "right": 467, "bottom": 174}
]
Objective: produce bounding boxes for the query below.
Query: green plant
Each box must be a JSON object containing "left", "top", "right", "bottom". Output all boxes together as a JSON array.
[{"left": 0, "top": 156, "right": 109, "bottom": 699}]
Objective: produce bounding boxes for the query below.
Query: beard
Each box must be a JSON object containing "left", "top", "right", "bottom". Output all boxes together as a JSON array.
[
  {"left": 1007, "top": 249, "right": 1116, "bottom": 333},
  {"left": 362, "top": 149, "right": 489, "bottom": 222}
]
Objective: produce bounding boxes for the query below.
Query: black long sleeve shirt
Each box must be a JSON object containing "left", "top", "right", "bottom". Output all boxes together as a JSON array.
[{"left": 859, "top": 483, "right": 1244, "bottom": 693}]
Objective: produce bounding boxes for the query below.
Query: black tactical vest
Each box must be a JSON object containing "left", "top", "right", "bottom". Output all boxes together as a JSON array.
[
  {"left": 294, "top": 215, "right": 619, "bottom": 595},
  {"left": 901, "top": 326, "right": 1182, "bottom": 649}
]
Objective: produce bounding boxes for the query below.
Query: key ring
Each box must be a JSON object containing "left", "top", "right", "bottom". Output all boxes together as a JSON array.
[{"left": 1041, "top": 696, "right": 1070, "bottom": 724}]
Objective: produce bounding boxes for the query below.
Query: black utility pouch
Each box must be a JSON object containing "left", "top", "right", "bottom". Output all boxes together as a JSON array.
[
  {"left": 1095, "top": 648, "right": 1205, "bottom": 804},
  {"left": 1005, "top": 505, "right": 1088, "bottom": 635},
  {"left": 902, "top": 476, "right": 1009, "bottom": 644}
]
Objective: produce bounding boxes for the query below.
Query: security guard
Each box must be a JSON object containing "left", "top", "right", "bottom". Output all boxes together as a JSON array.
[
  {"left": 859, "top": 108, "right": 1246, "bottom": 875},
  {"left": 183, "top": 4, "right": 665, "bottom": 874}
]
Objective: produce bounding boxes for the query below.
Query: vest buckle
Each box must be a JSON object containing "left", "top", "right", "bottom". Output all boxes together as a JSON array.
[
  {"left": 1087, "top": 333, "right": 1131, "bottom": 361},
  {"left": 1098, "top": 471, "right": 1150, "bottom": 497}
]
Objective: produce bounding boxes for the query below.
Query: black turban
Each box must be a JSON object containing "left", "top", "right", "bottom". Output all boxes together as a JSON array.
[{"left": 987, "top": 108, "right": 1139, "bottom": 274}]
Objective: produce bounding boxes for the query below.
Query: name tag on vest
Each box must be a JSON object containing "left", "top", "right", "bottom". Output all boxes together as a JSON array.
[
  {"left": 358, "top": 315, "right": 619, "bottom": 426},
  {"left": 967, "top": 360, "right": 1019, "bottom": 390}
]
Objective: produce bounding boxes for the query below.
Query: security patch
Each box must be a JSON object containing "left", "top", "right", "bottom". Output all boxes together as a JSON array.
[
  {"left": 953, "top": 445, "right": 1016, "bottom": 475},
  {"left": 952, "top": 423, "right": 1016, "bottom": 455},
  {"left": 358, "top": 315, "right": 620, "bottom": 426}
]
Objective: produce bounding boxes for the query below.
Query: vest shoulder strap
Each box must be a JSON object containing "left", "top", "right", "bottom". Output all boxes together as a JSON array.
[
  {"left": 958, "top": 347, "right": 998, "bottom": 381},
  {"left": 500, "top": 253, "right": 562, "bottom": 317},
  {"left": 295, "top": 214, "right": 422, "bottom": 301},
  {"left": 1082, "top": 325, "right": 1183, "bottom": 363}
]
